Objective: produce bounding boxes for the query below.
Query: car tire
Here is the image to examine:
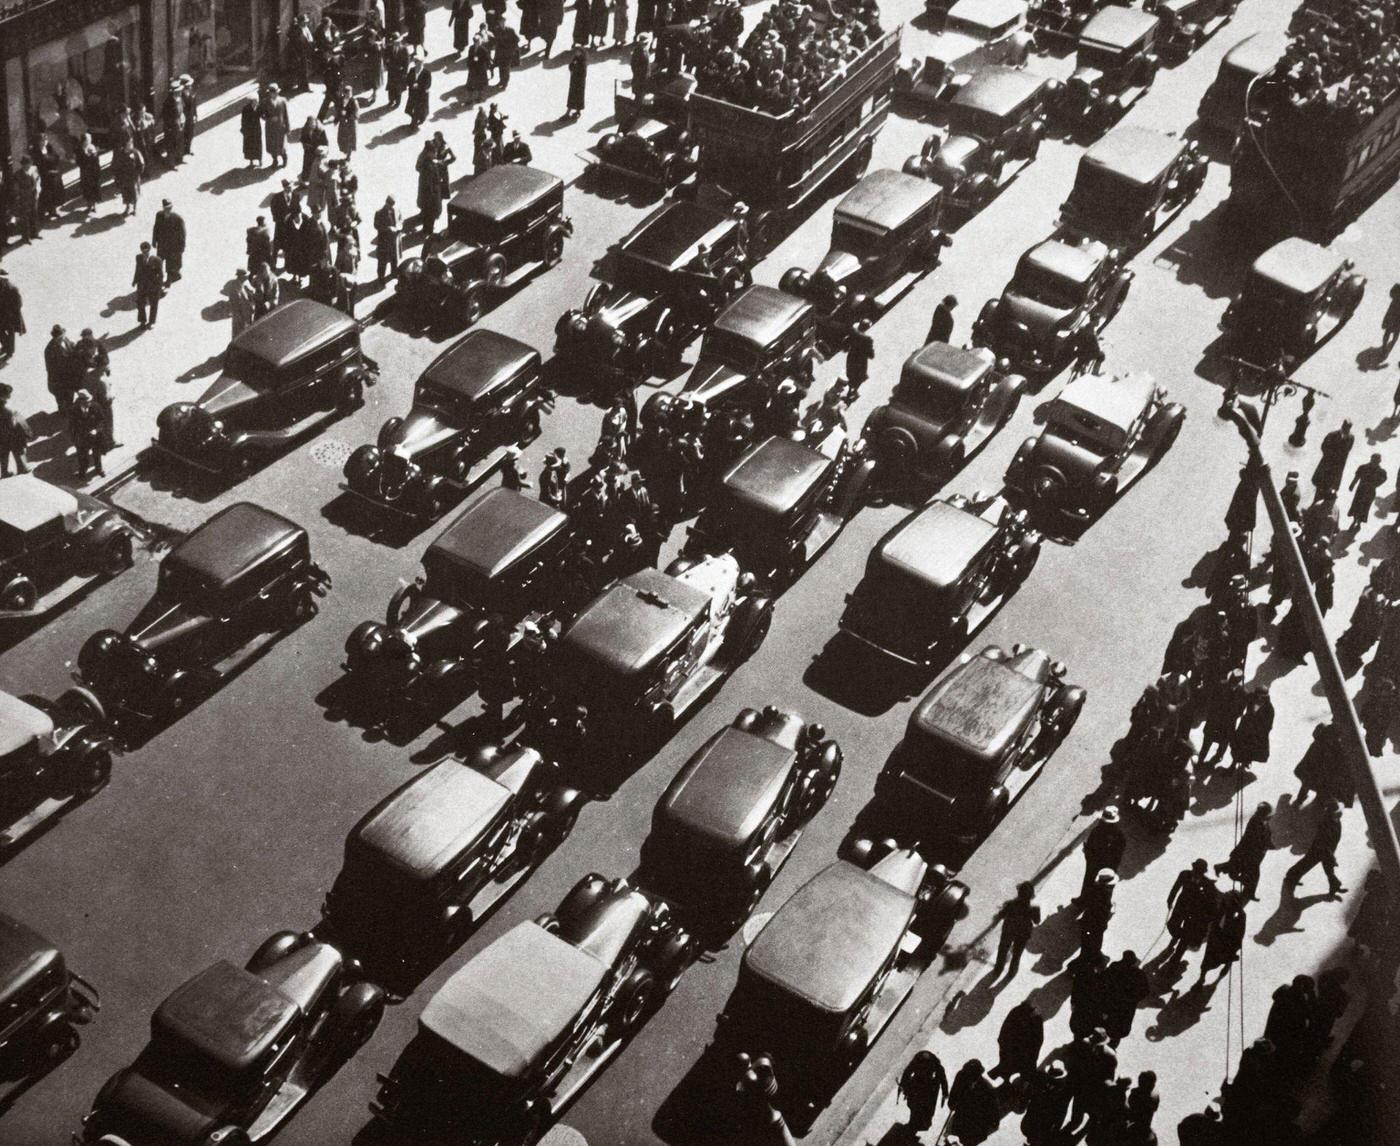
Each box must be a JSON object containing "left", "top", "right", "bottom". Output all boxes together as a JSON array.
[
  {"left": 338, "top": 374, "right": 365, "bottom": 413},
  {"left": 336, "top": 981, "right": 387, "bottom": 1049},
  {"left": 278, "top": 583, "right": 320, "bottom": 630},
  {"left": 544, "top": 232, "right": 566, "bottom": 267},
  {"left": 103, "top": 530, "right": 135, "bottom": 575},
  {"left": 615, "top": 970, "right": 658, "bottom": 1032},
  {"left": 37, "top": 1019, "right": 78, "bottom": 1065},
  {"left": 484, "top": 254, "right": 507, "bottom": 290},
  {"left": 1, "top": 574, "right": 36, "bottom": 612},
  {"left": 57, "top": 686, "right": 106, "bottom": 726},
  {"left": 460, "top": 287, "right": 485, "bottom": 327},
  {"left": 802, "top": 755, "right": 841, "bottom": 821},
  {"left": 69, "top": 744, "right": 113, "bottom": 799},
  {"left": 654, "top": 931, "right": 694, "bottom": 993},
  {"left": 161, "top": 669, "right": 202, "bottom": 716}
]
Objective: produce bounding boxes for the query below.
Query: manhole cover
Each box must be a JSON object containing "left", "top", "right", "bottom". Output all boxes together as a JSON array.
[{"left": 310, "top": 440, "right": 352, "bottom": 468}]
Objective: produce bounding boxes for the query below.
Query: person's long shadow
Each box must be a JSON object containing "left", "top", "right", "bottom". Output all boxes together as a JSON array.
[
  {"left": 939, "top": 966, "right": 1008, "bottom": 1035},
  {"left": 1190, "top": 764, "right": 1255, "bottom": 818},
  {"left": 1116, "top": 821, "right": 1173, "bottom": 882},
  {"left": 197, "top": 165, "right": 269, "bottom": 194},
  {"left": 1255, "top": 881, "right": 1332, "bottom": 947},
  {"left": 175, "top": 352, "right": 224, "bottom": 383},
  {"left": 1022, "top": 967, "right": 1074, "bottom": 1022},
  {"left": 72, "top": 212, "right": 128, "bottom": 237},
  {"left": 532, "top": 113, "right": 575, "bottom": 137},
  {"left": 103, "top": 325, "right": 147, "bottom": 353},
  {"left": 367, "top": 122, "right": 418, "bottom": 148},
  {"left": 1025, "top": 899, "right": 1082, "bottom": 976},
  {"left": 1268, "top": 792, "right": 1320, "bottom": 854},
  {"left": 1356, "top": 344, "right": 1391, "bottom": 373},
  {"left": 100, "top": 289, "right": 141, "bottom": 319},
  {"left": 1366, "top": 414, "right": 1399, "bottom": 445},
  {"left": 1146, "top": 977, "right": 1222, "bottom": 1041}
]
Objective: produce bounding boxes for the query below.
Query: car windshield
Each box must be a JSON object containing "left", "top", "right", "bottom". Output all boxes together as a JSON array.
[
  {"left": 221, "top": 347, "right": 277, "bottom": 391},
  {"left": 157, "top": 561, "right": 219, "bottom": 605},
  {"left": 894, "top": 376, "right": 964, "bottom": 421},
  {"left": 897, "top": 728, "right": 988, "bottom": 795},
  {"left": 700, "top": 328, "right": 762, "bottom": 372},
  {"left": 1078, "top": 42, "right": 1126, "bottom": 70},
  {"left": 420, "top": 552, "right": 509, "bottom": 614},
  {"left": 831, "top": 219, "right": 889, "bottom": 258},
  {"left": 403, "top": 1031, "right": 519, "bottom": 1114},
  {"left": 947, "top": 103, "right": 1009, "bottom": 140},
  {"left": 414, "top": 379, "right": 476, "bottom": 420},
  {"left": 1012, "top": 263, "right": 1086, "bottom": 309},
  {"left": 1066, "top": 166, "right": 1154, "bottom": 230}
]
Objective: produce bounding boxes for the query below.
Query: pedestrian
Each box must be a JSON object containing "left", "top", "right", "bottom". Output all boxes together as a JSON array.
[
  {"left": 0, "top": 385, "right": 31, "bottom": 477},
  {"left": 240, "top": 99, "right": 263, "bottom": 167},
  {"left": 76, "top": 133, "right": 103, "bottom": 212},
  {"left": 269, "top": 180, "right": 296, "bottom": 266},
  {"left": 34, "top": 140, "right": 64, "bottom": 221},
  {"left": 385, "top": 33, "right": 410, "bottom": 107},
  {"left": 10, "top": 157, "right": 40, "bottom": 242},
  {"left": 112, "top": 143, "right": 144, "bottom": 216},
  {"left": 407, "top": 67, "right": 432, "bottom": 129},
  {"left": 152, "top": 200, "right": 187, "bottom": 285},
  {"left": 541, "top": 447, "right": 570, "bottom": 509},
  {"left": 496, "top": 22, "right": 520, "bottom": 88},
  {"left": 300, "top": 115, "right": 328, "bottom": 180},
  {"left": 1100, "top": 950, "right": 1149, "bottom": 1045},
  {"left": 1263, "top": 976, "right": 1315, "bottom": 1063},
  {"left": 68, "top": 389, "right": 107, "bottom": 478},
  {"left": 1068, "top": 325, "right": 1105, "bottom": 377},
  {"left": 992, "top": 881, "right": 1040, "bottom": 981},
  {"left": 1284, "top": 798, "right": 1346, "bottom": 897},
  {"left": 416, "top": 147, "right": 446, "bottom": 239},
  {"left": 1065, "top": 1029, "right": 1116, "bottom": 1131},
  {"left": 540, "top": 0, "right": 565, "bottom": 56},
  {"left": 0, "top": 271, "right": 24, "bottom": 359},
  {"left": 1293, "top": 722, "right": 1342, "bottom": 806},
  {"left": 404, "top": 0, "right": 428, "bottom": 46},
  {"left": 992, "top": 999, "right": 1043, "bottom": 1083},
  {"left": 262, "top": 84, "right": 290, "bottom": 167},
  {"left": 1348, "top": 453, "right": 1388, "bottom": 529},
  {"left": 1079, "top": 870, "right": 1116, "bottom": 963},
  {"left": 1197, "top": 666, "right": 1246, "bottom": 766},
  {"left": 927, "top": 294, "right": 957, "bottom": 345},
  {"left": 1312, "top": 420, "right": 1354, "bottom": 501},
  {"left": 132, "top": 241, "right": 164, "bottom": 328},
  {"left": 1196, "top": 888, "right": 1246, "bottom": 987},
  {"left": 1021, "top": 1061, "right": 1072, "bottom": 1145},
  {"left": 501, "top": 131, "right": 532, "bottom": 164},
  {"left": 1177, "top": 1103, "right": 1225, "bottom": 1146},
  {"left": 337, "top": 98, "right": 360, "bottom": 159},
  {"left": 614, "top": 0, "right": 630, "bottom": 45},
  {"left": 1085, "top": 1077, "right": 1131, "bottom": 1146},
  {"left": 1361, "top": 673, "right": 1396, "bottom": 758},
  {"left": 251, "top": 260, "right": 280, "bottom": 318},
  {"left": 947, "top": 1058, "right": 999, "bottom": 1143},
  {"left": 567, "top": 47, "right": 589, "bottom": 119},
  {"left": 1223, "top": 459, "right": 1258, "bottom": 541},
  {"left": 897, "top": 1050, "right": 949, "bottom": 1135},
  {"left": 450, "top": 0, "right": 474, "bottom": 52},
  {"left": 1288, "top": 389, "right": 1315, "bottom": 448},
  {"left": 1078, "top": 807, "right": 1125, "bottom": 902},
  {"left": 1125, "top": 1072, "right": 1159, "bottom": 1143},
  {"left": 1229, "top": 685, "right": 1274, "bottom": 772},
  {"left": 1163, "top": 859, "right": 1218, "bottom": 964},
  {"left": 44, "top": 325, "right": 75, "bottom": 413},
  {"left": 373, "top": 196, "right": 402, "bottom": 280},
  {"left": 1382, "top": 282, "right": 1400, "bottom": 354},
  {"left": 1216, "top": 801, "right": 1272, "bottom": 902},
  {"left": 179, "top": 76, "right": 198, "bottom": 156},
  {"left": 230, "top": 269, "right": 258, "bottom": 338},
  {"left": 630, "top": 35, "right": 652, "bottom": 93}
]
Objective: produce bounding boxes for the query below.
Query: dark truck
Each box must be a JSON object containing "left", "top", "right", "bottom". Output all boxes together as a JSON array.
[
  {"left": 1228, "top": 64, "right": 1400, "bottom": 240},
  {"left": 688, "top": 26, "right": 902, "bottom": 253}
]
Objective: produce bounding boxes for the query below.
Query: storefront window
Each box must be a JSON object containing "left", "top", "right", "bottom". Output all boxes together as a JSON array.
[
  {"left": 172, "top": 0, "right": 283, "bottom": 98},
  {"left": 22, "top": 7, "right": 142, "bottom": 161}
]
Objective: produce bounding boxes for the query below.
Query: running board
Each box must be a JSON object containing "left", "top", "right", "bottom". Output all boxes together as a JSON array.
[
  {"left": 0, "top": 796, "right": 73, "bottom": 850},
  {"left": 246, "top": 1080, "right": 310, "bottom": 1141}
]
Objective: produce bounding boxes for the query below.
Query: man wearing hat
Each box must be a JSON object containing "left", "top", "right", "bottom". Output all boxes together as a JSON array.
[
  {"left": 1078, "top": 806, "right": 1125, "bottom": 902},
  {"left": 68, "top": 389, "right": 107, "bottom": 478},
  {"left": 231, "top": 269, "right": 258, "bottom": 337},
  {"left": 261, "top": 83, "right": 291, "bottom": 168},
  {"left": 132, "top": 241, "right": 164, "bottom": 327},
  {"left": 0, "top": 270, "right": 23, "bottom": 360},
  {"left": 0, "top": 384, "right": 31, "bottom": 477},
  {"left": 501, "top": 447, "right": 531, "bottom": 491},
  {"left": 45, "top": 325, "right": 75, "bottom": 413},
  {"left": 927, "top": 293, "right": 957, "bottom": 345},
  {"left": 162, "top": 80, "right": 186, "bottom": 164},
  {"left": 540, "top": 447, "right": 570, "bottom": 510},
  {"left": 152, "top": 200, "right": 186, "bottom": 285},
  {"left": 179, "top": 76, "right": 198, "bottom": 157}
]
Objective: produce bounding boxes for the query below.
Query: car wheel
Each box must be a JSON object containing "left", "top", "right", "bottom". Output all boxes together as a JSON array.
[
  {"left": 460, "top": 287, "right": 485, "bottom": 327},
  {"left": 278, "top": 584, "right": 320, "bottom": 630},
  {"left": 103, "top": 530, "right": 135, "bottom": 575},
  {"left": 1, "top": 574, "right": 36, "bottom": 612},
  {"left": 338, "top": 374, "right": 365, "bottom": 413},
  {"left": 484, "top": 254, "right": 507, "bottom": 290},
  {"left": 37, "top": 1020, "right": 78, "bottom": 1065},
  {"left": 162, "top": 669, "right": 201, "bottom": 716},
  {"left": 544, "top": 232, "right": 565, "bottom": 267},
  {"left": 57, "top": 686, "right": 106, "bottom": 725},
  {"left": 982, "top": 787, "right": 1011, "bottom": 835},
  {"left": 70, "top": 745, "right": 113, "bottom": 799},
  {"left": 655, "top": 931, "right": 694, "bottom": 993},
  {"left": 803, "top": 756, "right": 841, "bottom": 821},
  {"left": 500, "top": 1102, "right": 546, "bottom": 1146},
  {"left": 743, "top": 605, "right": 772, "bottom": 659},
  {"left": 616, "top": 970, "right": 658, "bottom": 1032},
  {"left": 336, "top": 981, "right": 387, "bottom": 1049}
]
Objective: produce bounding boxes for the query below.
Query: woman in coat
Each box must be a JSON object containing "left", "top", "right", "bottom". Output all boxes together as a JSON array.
[
  {"left": 612, "top": 0, "right": 629, "bottom": 45},
  {"left": 467, "top": 34, "right": 493, "bottom": 93},
  {"left": 589, "top": 0, "right": 611, "bottom": 46},
  {"left": 300, "top": 115, "right": 327, "bottom": 179},
  {"left": 35, "top": 142, "right": 64, "bottom": 220},
  {"left": 240, "top": 100, "right": 264, "bottom": 166},
  {"left": 1229, "top": 686, "right": 1275, "bottom": 771},
  {"left": 573, "top": 0, "right": 591, "bottom": 46},
  {"left": 261, "top": 85, "right": 290, "bottom": 167},
  {"left": 337, "top": 99, "right": 359, "bottom": 158},
  {"left": 76, "top": 134, "right": 103, "bottom": 212},
  {"left": 407, "top": 68, "right": 432, "bottom": 128},
  {"left": 417, "top": 159, "right": 445, "bottom": 238},
  {"left": 113, "top": 143, "right": 145, "bottom": 216},
  {"left": 450, "top": 0, "right": 474, "bottom": 51},
  {"left": 566, "top": 47, "right": 588, "bottom": 117}
]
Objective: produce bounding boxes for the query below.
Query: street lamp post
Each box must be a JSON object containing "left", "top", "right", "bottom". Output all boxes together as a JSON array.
[{"left": 1222, "top": 399, "right": 1400, "bottom": 895}]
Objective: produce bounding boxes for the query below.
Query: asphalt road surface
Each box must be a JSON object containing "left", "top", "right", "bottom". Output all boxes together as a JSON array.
[{"left": 1, "top": 0, "right": 1397, "bottom": 1142}]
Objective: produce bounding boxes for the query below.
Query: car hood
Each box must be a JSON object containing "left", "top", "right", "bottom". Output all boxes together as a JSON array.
[
  {"left": 426, "top": 241, "right": 480, "bottom": 272},
  {"left": 932, "top": 134, "right": 982, "bottom": 179},
  {"left": 382, "top": 407, "right": 462, "bottom": 459},
  {"left": 397, "top": 594, "right": 469, "bottom": 644},
  {"left": 91, "top": 1067, "right": 224, "bottom": 1144},
  {"left": 814, "top": 250, "right": 865, "bottom": 291},
  {"left": 196, "top": 374, "right": 260, "bottom": 419},
  {"left": 126, "top": 597, "right": 210, "bottom": 652},
  {"left": 682, "top": 359, "right": 750, "bottom": 405},
  {"left": 1000, "top": 292, "right": 1072, "bottom": 337},
  {"left": 1069, "top": 65, "right": 1104, "bottom": 88},
  {"left": 589, "top": 288, "right": 654, "bottom": 332}
]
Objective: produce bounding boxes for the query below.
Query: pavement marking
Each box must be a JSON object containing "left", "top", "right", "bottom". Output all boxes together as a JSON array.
[{"left": 309, "top": 440, "right": 354, "bottom": 468}]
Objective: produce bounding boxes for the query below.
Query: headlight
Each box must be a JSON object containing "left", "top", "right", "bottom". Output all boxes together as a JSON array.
[
  {"left": 611, "top": 329, "right": 627, "bottom": 347},
  {"left": 570, "top": 314, "right": 588, "bottom": 335}
]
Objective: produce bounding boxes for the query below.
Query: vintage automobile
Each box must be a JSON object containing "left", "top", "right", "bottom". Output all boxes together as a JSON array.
[
  {"left": 537, "top": 554, "right": 772, "bottom": 753},
  {"left": 79, "top": 933, "right": 384, "bottom": 1145},
  {"left": 895, "top": 0, "right": 1033, "bottom": 110},
  {"left": 0, "top": 914, "right": 98, "bottom": 1071},
  {"left": 1005, "top": 371, "right": 1185, "bottom": 531},
  {"left": 586, "top": 75, "right": 699, "bottom": 188},
  {"left": 1057, "top": 125, "right": 1207, "bottom": 255},
  {"left": 321, "top": 743, "right": 584, "bottom": 966},
  {"left": 670, "top": 285, "right": 819, "bottom": 414},
  {"left": 343, "top": 488, "right": 577, "bottom": 705},
  {"left": 1027, "top": 0, "right": 1111, "bottom": 46},
  {"left": 1053, "top": 7, "right": 1162, "bottom": 139},
  {"left": 1145, "top": 0, "right": 1236, "bottom": 62},
  {"left": 155, "top": 300, "right": 376, "bottom": 475},
  {"left": 686, "top": 429, "right": 872, "bottom": 591},
  {"left": 0, "top": 475, "right": 136, "bottom": 615},
  {"left": 0, "top": 686, "right": 115, "bottom": 851},
  {"left": 555, "top": 200, "right": 753, "bottom": 384},
  {"left": 1196, "top": 30, "right": 1286, "bottom": 137},
  {"left": 861, "top": 342, "right": 1026, "bottom": 490},
  {"left": 395, "top": 165, "right": 573, "bottom": 326},
  {"left": 839, "top": 492, "right": 1041, "bottom": 667},
  {"left": 639, "top": 707, "right": 842, "bottom": 924},
  {"left": 1219, "top": 237, "right": 1366, "bottom": 375},
  {"left": 77, "top": 503, "right": 329, "bottom": 725},
  {"left": 903, "top": 67, "right": 1054, "bottom": 217},
  {"left": 343, "top": 331, "right": 552, "bottom": 519},
  {"left": 972, "top": 234, "right": 1133, "bottom": 378},
  {"left": 878, "top": 644, "right": 1084, "bottom": 840},
  {"left": 718, "top": 844, "right": 968, "bottom": 1102},
  {"left": 372, "top": 875, "right": 693, "bottom": 1142},
  {"left": 779, "top": 170, "right": 948, "bottom": 347}
]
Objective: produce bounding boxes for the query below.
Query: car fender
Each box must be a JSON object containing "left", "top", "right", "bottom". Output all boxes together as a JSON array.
[
  {"left": 831, "top": 454, "right": 877, "bottom": 518},
  {"left": 345, "top": 619, "right": 385, "bottom": 660},
  {"left": 387, "top": 580, "right": 419, "bottom": 627},
  {"left": 246, "top": 930, "right": 309, "bottom": 974}
]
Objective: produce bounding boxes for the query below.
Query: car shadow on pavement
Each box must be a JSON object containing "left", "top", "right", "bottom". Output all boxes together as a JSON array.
[
  {"left": 653, "top": 1037, "right": 753, "bottom": 1146},
  {"left": 315, "top": 674, "right": 474, "bottom": 750},
  {"left": 803, "top": 634, "right": 928, "bottom": 717},
  {"left": 1154, "top": 201, "right": 1252, "bottom": 303},
  {"left": 320, "top": 491, "right": 430, "bottom": 548}
]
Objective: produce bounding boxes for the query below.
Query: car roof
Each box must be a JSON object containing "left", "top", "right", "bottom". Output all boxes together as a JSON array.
[
  {"left": 1224, "top": 29, "right": 1287, "bottom": 73},
  {"left": 229, "top": 298, "right": 357, "bottom": 371},
  {"left": 618, "top": 200, "right": 736, "bottom": 271},
  {"left": 561, "top": 568, "right": 710, "bottom": 678},
  {"left": 877, "top": 500, "right": 998, "bottom": 590},
  {"left": 713, "top": 285, "right": 812, "bottom": 347},
  {"left": 1023, "top": 237, "right": 1103, "bottom": 284},
  {"left": 1250, "top": 236, "right": 1341, "bottom": 297},
  {"left": 947, "top": 0, "right": 1025, "bottom": 27},
  {"left": 720, "top": 435, "right": 833, "bottom": 519},
  {"left": 1082, "top": 125, "right": 1184, "bottom": 186},
  {"left": 164, "top": 502, "right": 305, "bottom": 593},
  {"left": 834, "top": 169, "right": 940, "bottom": 234},
  {"left": 153, "top": 960, "right": 300, "bottom": 1075},
  {"left": 427, "top": 488, "right": 569, "bottom": 584},
  {"left": 659, "top": 726, "right": 795, "bottom": 850},
  {"left": 911, "top": 648, "right": 1047, "bottom": 762},
  {"left": 0, "top": 688, "right": 54, "bottom": 755},
  {"left": 903, "top": 343, "right": 993, "bottom": 393},
  {"left": 449, "top": 164, "right": 562, "bottom": 224},
  {"left": 1080, "top": 5, "right": 1158, "bottom": 49},
  {"left": 1047, "top": 371, "right": 1154, "bottom": 433},
  {"left": 953, "top": 66, "right": 1049, "bottom": 117},
  {"left": 421, "top": 921, "right": 608, "bottom": 1078},
  {"left": 743, "top": 861, "right": 918, "bottom": 1013},
  {"left": 420, "top": 329, "right": 539, "bottom": 402},
  {"left": 0, "top": 474, "right": 79, "bottom": 534},
  {"left": 0, "top": 914, "right": 60, "bottom": 1008},
  {"left": 351, "top": 758, "right": 513, "bottom": 880}
]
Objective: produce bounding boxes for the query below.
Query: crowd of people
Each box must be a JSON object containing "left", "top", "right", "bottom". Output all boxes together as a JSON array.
[{"left": 1266, "top": 0, "right": 1400, "bottom": 123}]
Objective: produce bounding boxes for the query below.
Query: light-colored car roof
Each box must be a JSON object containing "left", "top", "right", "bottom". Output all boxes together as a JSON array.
[
  {"left": 0, "top": 474, "right": 79, "bottom": 534},
  {"left": 0, "top": 690, "right": 53, "bottom": 756},
  {"left": 1251, "top": 236, "right": 1342, "bottom": 297},
  {"left": 946, "top": 0, "right": 1027, "bottom": 30},
  {"left": 1048, "top": 372, "right": 1155, "bottom": 434},
  {"left": 1082, "top": 126, "right": 1185, "bottom": 186}
]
